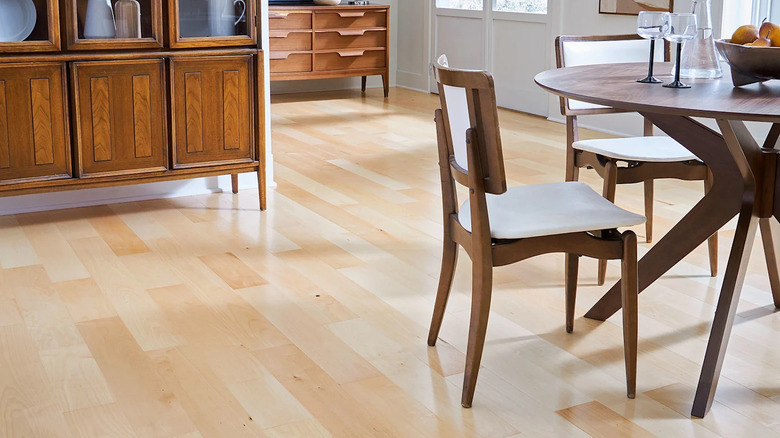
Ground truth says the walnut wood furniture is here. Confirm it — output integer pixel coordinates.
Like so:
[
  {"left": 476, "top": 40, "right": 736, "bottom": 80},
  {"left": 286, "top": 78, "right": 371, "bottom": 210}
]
[
  {"left": 268, "top": 4, "right": 389, "bottom": 98},
  {"left": 429, "top": 55, "right": 643, "bottom": 408},
  {"left": 536, "top": 63, "right": 780, "bottom": 418},
  {"left": 556, "top": 34, "right": 717, "bottom": 285},
  {"left": 0, "top": 0, "right": 266, "bottom": 209}
]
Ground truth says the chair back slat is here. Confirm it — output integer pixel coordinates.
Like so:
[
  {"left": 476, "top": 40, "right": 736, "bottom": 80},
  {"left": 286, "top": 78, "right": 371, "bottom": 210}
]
[{"left": 433, "top": 55, "right": 507, "bottom": 195}]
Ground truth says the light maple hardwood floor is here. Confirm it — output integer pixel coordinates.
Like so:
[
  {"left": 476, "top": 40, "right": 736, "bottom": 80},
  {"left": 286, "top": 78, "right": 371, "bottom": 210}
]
[{"left": 2, "top": 87, "right": 780, "bottom": 437}]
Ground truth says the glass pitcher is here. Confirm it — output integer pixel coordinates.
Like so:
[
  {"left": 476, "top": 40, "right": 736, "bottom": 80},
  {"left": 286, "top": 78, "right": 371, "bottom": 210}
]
[{"left": 679, "top": 0, "right": 722, "bottom": 78}]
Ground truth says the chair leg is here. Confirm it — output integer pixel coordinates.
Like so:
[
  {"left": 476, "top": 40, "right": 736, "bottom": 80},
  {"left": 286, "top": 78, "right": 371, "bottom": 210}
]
[
  {"left": 428, "top": 237, "right": 459, "bottom": 346},
  {"left": 704, "top": 172, "right": 718, "bottom": 277},
  {"left": 461, "top": 260, "right": 493, "bottom": 408},
  {"left": 620, "top": 231, "right": 638, "bottom": 399},
  {"left": 565, "top": 253, "right": 579, "bottom": 333},
  {"left": 565, "top": 116, "right": 579, "bottom": 182},
  {"left": 644, "top": 180, "right": 654, "bottom": 243},
  {"left": 598, "top": 161, "right": 618, "bottom": 285}
]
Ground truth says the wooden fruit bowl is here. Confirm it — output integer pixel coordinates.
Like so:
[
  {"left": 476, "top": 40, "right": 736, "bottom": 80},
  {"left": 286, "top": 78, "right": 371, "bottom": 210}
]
[{"left": 716, "top": 39, "right": 780, "bottom": 86}]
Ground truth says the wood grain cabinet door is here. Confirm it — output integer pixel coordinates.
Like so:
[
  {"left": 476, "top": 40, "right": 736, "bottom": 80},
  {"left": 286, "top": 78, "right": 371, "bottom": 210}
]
[
  {"left": 0, "top": 63, "right": 71, "bottom": 184},
  {"left": 72, "top": 59, "right": 167, "bottom": 177},
  {"left": 170, "top": 55, "right": 253, "bottom": 168}
]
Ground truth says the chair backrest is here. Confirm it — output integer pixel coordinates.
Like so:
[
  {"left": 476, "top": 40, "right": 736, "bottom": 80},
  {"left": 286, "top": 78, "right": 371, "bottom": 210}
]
[
  {"left": 555, "top": 34, "right": 665, "bottom": 115},
  {"left": 433, "top": 55, "right": 506, "bottom": 195}
]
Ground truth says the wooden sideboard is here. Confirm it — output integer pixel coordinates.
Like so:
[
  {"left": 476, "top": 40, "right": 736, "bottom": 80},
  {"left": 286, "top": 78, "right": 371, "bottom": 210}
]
[
  {"left": 0, "top": 0, "right": 266, "bottom": 209},
  {"left": 268, "top": 4, "right": 389, "bottom": 97}
]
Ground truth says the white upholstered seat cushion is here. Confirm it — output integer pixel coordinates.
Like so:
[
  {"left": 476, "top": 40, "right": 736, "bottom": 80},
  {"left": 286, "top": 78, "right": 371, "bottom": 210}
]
[
  {"left": 573, "top": 136, "right": 699, "bottom": 162},
  {"left": 458, "top": 181, "right": 645, "bottom": 239}
]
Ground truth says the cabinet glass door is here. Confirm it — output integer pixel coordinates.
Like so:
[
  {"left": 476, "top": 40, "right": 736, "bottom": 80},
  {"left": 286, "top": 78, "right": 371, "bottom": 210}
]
[
  {"left": 66, "top": 0, "right": 162, "bottom": 49},
  {"left": 0, "top": 0, "right": 60, "bottom": 52},
  {"left": 170, "top": 0, "right": 256, "bottom": 47}
]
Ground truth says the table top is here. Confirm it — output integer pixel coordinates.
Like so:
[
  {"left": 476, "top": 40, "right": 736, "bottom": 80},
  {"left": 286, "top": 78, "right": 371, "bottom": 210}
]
[{"left": 535, "top": 62, "right": 780, "bottom": 123}]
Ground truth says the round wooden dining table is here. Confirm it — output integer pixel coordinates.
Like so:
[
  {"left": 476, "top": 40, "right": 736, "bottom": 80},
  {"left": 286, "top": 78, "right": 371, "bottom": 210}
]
[{"left": 536, "top": 62, "right": 780, "bottom": 418}]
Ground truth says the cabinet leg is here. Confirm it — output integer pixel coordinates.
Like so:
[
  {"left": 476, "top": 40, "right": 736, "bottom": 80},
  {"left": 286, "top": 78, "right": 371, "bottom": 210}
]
[
  {"left": 361, "top": 76, "right": 367, "bottom": 93},
  {"left": 257, "top": 166, "right": 266, "bottom": 211},
  {"left": 231, "top": 174, "right": 239, "bottom": 194},
  {"left": 381, "top": 73, "right": 389, "bottom": 98}
]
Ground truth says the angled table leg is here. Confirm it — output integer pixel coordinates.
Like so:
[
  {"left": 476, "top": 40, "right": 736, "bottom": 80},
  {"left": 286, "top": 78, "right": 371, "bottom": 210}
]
[
  {"left": 691, "top": 203, "right": 759, "bottom": 416},
  {"left": 760, "top": 123, "right": 780, "bottom": 307},
  {"left": 759, "top": 218, "right": 780, "bottom": 307},
  {"left": 691, "top": 119, "right": 765, "bottom": 417}
]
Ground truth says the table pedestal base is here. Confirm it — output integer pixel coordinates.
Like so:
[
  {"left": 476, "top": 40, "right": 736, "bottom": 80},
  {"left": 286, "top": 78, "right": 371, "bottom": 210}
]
[{"left": 584, "top": 115, "right": 780, "bottom": 417}]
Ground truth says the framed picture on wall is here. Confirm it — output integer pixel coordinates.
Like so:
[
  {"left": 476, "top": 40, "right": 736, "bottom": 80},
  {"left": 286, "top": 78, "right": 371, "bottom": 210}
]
[{"left": 599, "top": 0, "right": 673, "bottom": 15}]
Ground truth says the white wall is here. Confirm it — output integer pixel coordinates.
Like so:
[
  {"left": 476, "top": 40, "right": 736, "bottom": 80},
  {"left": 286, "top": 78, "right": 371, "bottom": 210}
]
[{"left": 396, "top": 0, "right": 431, "bottom": 92}]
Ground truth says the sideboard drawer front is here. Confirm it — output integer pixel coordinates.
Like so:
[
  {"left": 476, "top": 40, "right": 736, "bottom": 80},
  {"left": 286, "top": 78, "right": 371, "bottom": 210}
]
[
  {"left": 0, "top": 63, "right": 71, "bottom": 183},
  {"left": 314, "top": 10, "right": 387, "bottom": 29},
  {"left": 72, "top": 59, "right": 168, "bottom": 177},
  {"left": 269, "top": 30, "right": 312, "bottom": 51},
  {"left": 268, "top": 11, "right": 312, "bottom": 29},
  {"left": 314, "top": 29, "right": 386, "bottom": 50},
  {"left": 314, "top": 49, "right": 385, "bottom": 71},
  {"left": 270, "top": 52, "right": 312, "bottom": 73},
  {"left": 171, "top": 55, "right": 254, "bottom": 167}
]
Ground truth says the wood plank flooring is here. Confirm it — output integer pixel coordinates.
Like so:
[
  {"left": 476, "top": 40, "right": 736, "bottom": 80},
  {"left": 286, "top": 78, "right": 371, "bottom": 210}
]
[{"left": 2, "top": 87, "right": 780, "bottom": 437}]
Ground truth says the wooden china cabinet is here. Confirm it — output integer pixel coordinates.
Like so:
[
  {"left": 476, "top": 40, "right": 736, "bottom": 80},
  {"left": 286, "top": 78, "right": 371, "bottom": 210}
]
[{"left": 0, "top": 0, "right": 266, "bottom": 209}]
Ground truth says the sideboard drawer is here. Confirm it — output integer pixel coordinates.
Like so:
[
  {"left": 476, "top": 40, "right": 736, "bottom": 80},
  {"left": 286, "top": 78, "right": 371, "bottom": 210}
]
[
  {"left": 268, "top": 11, "right": 312, "bottom": 29},
  {"left": 314, "top": 10, "right": 387, "bottom": 29},
  {"left": 314, "top": 29, "right": 386, "bottom": 50},
  {"left": 314, "top": 49, "right": 385, "bottom": 71},
  {"left": 270, "top": 52, "right": 312, "bottom": 73},
  {"left": 269, "top": 30, "right": 312, "bottom": 51}
]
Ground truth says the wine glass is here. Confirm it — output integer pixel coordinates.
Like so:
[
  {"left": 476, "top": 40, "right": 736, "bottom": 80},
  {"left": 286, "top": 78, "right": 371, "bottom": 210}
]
[
  {"left": 663, "top": 13, "right": 698, "bottom": 89},
  {"left": 636, "top": 11, "right": 669, "bottom": 83}
]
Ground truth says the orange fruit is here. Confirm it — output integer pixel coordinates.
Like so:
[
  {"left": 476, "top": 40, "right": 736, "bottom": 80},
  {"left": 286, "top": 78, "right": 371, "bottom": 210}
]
[
  {"left": 746, "top": 36, "right": 772, "bottom": 46},
  {"left": 732, "top": 24, "right": 759, "bottom": 44}
]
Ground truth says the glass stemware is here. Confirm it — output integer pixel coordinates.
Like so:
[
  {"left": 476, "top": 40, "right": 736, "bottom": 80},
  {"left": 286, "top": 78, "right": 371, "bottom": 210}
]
[
  {"left": 636, "top": 11, "right": 669, "bottom": 83},
  {"left": 663, "top": 13, "right": 698, "bottom": 89}
]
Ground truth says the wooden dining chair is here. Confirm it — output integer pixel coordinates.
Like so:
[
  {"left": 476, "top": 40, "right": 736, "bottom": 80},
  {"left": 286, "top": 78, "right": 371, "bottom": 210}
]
[
  {"left": 555, "top": 34, "right": 718, "bottom": 285},
  {"left": 427, "top": 55, "right": 645, "bottom": 408}
]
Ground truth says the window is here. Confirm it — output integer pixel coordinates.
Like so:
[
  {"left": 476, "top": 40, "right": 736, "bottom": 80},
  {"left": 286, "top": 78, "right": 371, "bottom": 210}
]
[
  {"left": 493, "top": 0, "right": 547, "bottom": 14},
  {"left": 436, "top": 0, "right": 483, "bottom": 10},
  {"left": 722, "top": 0, "right": 780, "bottom": 38}
]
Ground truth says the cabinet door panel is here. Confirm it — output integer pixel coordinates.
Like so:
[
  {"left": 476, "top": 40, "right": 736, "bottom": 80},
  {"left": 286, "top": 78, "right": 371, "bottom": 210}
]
[
  {"left": 170, "top": 0, "right": 257, "bottom": 48},
  {"left": 73, "top": 59, "right": 168, "bottom": 177},
  {"left": 171, "top": 55, "right": 253, "bottom": 167},
  {"left": 0, "top": 0, "right": 61, "bottom": 53},
  {"left": 30, "top": 78, "right": 56, "bottom": 166},
  {"left": 0, "top": 63, "right": 70, "bottom": 183},
  {"left": 0, "top": 82, "right": 9, "bottom": 169},
  {"left": 132, "top": 75, "right": 154, "bottom": 158}
]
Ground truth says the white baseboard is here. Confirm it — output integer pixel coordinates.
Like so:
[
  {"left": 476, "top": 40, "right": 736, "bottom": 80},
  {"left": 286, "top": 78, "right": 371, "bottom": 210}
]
[
  {"left": 546, "top": 114, "right": 646, "bottom": 138},
  {"left": 396, "top": 69, "right": 429, "bottom": 93},
  {"left": 395, "top": 83, "right": 430, "bottom": 94},
  {"left": 0, "top": 173, "right": 263, "bottom": 215}
]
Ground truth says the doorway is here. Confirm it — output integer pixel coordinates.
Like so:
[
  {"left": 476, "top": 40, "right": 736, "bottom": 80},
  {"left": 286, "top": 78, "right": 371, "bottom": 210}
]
[{"left": 431, "top": 0, "right": 551, "bottom": 116}]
